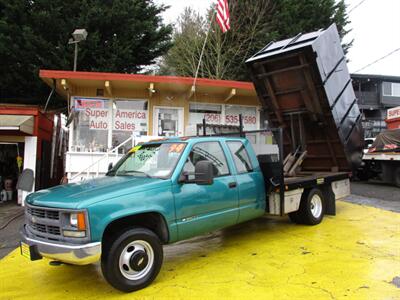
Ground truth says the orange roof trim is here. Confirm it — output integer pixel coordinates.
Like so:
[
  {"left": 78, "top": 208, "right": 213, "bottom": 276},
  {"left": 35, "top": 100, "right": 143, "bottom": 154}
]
[{"left": 39, "top": 70, "right": 255, "bottom": 90}]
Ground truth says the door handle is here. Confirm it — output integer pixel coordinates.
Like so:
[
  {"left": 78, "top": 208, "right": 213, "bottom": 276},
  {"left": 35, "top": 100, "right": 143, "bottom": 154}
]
[{"left": 228, "top": 182, "right": 237, "bottom": 188}]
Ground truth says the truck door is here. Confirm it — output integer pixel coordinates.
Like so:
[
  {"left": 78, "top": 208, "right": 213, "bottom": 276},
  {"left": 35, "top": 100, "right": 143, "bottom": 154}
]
[
  {"left": 226, "top": 141, "right": 266, "bottom": 223},
  {"left": 173, "top": 141, "right": 239, "bottom": 240}
]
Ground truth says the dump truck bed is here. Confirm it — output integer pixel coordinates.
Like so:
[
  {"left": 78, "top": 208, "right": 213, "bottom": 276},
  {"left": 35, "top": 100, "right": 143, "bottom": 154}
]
[{"left": 246, "top": 24, "right": 364, "bottom": 173}]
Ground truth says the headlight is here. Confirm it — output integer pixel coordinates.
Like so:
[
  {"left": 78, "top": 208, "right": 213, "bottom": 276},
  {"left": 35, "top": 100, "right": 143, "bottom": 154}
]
[
  {"left": 63, "top": 211, "right": 87, "bottom": 238},
  {"left": 70, "top": 213, "right": 78, "bottom": 227},
  {"left": 69, "top": 212, "right": 86, "bottom": 230}
]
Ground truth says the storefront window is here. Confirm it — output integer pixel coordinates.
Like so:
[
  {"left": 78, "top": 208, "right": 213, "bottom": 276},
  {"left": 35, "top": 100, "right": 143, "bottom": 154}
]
[
  {"left": 225, "top": 105, "right": 258, "bottom": 130},
  {"left": 72, "top": 98, "right": 110, "bottom": 152},
  {"left": 112, "top": 100, "right": 148, "bottom": 153},
  {"left": 154, "top": 108, "right": 183, "bottom": 137},
  {"left": 188, "top": 103, "right": 259, "bottom": 133},
  {"left": 71, "top": 98, "right": 148, "bottom": 153},
  {"left": 189, "top": 103, "right": 223, "bottom": 125}
]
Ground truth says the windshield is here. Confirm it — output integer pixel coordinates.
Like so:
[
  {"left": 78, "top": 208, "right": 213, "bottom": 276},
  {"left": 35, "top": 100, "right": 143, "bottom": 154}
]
[{"left": 108, "top": 142, "right": 186, "bottom": 179}]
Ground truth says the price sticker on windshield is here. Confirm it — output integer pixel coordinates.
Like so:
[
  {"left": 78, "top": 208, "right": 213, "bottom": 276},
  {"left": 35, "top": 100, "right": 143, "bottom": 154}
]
[
  {"left": 168, "top": 143, "right": 185, "bottom": 153},
  {"left": 129, "top": 145, "right": 141, "bottom": 153}
]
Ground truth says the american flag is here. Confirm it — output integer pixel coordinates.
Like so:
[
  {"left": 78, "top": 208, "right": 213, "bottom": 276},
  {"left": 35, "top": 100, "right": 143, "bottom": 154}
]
[{"left": 216, "top": 0, "right": 230, "bottom": 33}]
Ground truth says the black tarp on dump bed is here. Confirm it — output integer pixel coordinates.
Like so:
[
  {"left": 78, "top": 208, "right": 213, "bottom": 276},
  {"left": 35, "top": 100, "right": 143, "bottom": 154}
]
[
  {"left": 368, "top": 129, "right": 400, "bottom": 153},
  {"left": 246, "top": 24, "right": 364, "bottom": 172}
]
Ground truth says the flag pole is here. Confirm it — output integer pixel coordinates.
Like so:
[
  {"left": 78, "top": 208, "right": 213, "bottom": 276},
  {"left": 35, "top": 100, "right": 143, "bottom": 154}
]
[{"left": 193, "top": 9, "right": 217, "bottom": 89}]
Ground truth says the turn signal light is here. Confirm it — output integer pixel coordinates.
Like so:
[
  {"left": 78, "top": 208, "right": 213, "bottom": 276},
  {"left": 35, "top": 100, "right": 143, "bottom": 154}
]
[
  {"left": 77, "top": 213, "right": 86, "bottom": 231},
  {"left": 70, "top": 212, "right": 86, "bottom": 230}
]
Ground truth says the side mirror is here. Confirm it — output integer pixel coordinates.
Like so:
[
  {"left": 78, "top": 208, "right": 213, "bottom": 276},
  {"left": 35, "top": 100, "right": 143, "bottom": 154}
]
[
  {"left": 194, "top": 161, "right": 214, "bottom": 185},
  {"left": 178, "top": 171, "right": 189, "bottom": 183},
  {"left": 17, "top": 169, "right": 35, "bottom": 192},
  {"left": 108, "top": 162, "right": 113, "bottom": 171}
]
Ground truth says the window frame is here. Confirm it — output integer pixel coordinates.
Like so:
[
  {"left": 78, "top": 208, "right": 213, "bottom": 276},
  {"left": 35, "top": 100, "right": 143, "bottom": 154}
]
[
  {"left": 226, "top": 141, "right": 254, "bottom": 174},
  {"left": 70, "top": 97, "right": 111, "bottom": 153},
  {"left": 188, "top": 102, "right": 261, "bottom": 131},
  {"left": 383, "top": 82, "right": 400, "bottom": 97},
  {"left": 70, "top": 96, "right": 149, "bottom": 152},
  {"left": 181, "top": 141, "right": 231, "bottom": 178},
  {"left": 109, "top": 142, "right": 187, "bottom": 179}
]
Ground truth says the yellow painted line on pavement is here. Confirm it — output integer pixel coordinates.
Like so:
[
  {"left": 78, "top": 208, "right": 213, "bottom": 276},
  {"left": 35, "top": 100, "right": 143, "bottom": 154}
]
[{"left": 1, "top": 201, "right": 399, "bottom": 299}]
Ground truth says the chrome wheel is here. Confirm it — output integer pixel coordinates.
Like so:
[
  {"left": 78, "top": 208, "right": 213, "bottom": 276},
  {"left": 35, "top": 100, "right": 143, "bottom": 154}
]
[
  {"left": 119, "top": 240, "right": 154, "bottom": 280},
  {"left": 310, "top": 194, "right": 322, "bottom": 218}
]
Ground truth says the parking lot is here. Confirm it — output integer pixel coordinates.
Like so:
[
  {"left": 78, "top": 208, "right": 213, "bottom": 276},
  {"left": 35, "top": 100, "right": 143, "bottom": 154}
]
[{"left": 1, "top": 185, "right": 399, "bottom": 299}]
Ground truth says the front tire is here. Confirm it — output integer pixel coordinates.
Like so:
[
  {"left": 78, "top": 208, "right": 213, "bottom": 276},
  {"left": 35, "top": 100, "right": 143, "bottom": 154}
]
[
  {"left": 289, "top": 188, "right": 325, "bottom": 225},
  {"left": 101, "top": 227, "right": 163, "bottom": 292}
]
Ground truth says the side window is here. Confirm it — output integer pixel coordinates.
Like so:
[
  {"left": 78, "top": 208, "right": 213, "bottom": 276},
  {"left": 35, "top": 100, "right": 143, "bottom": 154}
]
[
  {"left": 183, "top": 142, "right": 230, "bottom": 177},
  {"left": 227, "top": 141, "right": 253, "bottom": 173}
]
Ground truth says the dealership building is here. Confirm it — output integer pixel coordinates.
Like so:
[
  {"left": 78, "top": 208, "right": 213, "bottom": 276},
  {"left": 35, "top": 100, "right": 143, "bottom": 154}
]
[{"left": 40, "top": 70, "right": 262, "bottom": 181}]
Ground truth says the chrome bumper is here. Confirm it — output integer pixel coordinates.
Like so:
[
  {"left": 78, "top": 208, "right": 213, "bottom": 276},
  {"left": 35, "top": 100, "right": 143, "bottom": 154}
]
[{"left": 21, "top": 225, "right": 101, "bottom": 265}]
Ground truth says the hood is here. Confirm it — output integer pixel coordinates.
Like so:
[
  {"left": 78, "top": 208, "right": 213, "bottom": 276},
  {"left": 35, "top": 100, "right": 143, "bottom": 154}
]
[{"left": 26, "top": 176, "right": 169, "bottom": 209}]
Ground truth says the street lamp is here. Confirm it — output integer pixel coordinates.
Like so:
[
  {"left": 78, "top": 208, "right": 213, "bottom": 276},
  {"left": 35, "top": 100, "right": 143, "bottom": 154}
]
[{"left": 68, "top": 29, "right": 88, "bottom": 71}]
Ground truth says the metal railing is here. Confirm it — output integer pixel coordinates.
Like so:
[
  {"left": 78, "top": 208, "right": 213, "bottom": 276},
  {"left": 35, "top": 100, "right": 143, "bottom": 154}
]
[{"left": 71, "top": 136, "right": 134, "bottom": 181}]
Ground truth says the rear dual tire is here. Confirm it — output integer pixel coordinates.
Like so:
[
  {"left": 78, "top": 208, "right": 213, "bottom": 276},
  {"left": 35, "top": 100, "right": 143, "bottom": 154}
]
[{"left": 289, "top": 188, "right": 325, "bottom": 225}]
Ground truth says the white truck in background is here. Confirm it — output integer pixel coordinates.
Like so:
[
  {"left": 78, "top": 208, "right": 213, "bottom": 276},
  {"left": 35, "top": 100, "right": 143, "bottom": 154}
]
[{"left": 358, "top": 106, "right": 400, "bottom": 187}]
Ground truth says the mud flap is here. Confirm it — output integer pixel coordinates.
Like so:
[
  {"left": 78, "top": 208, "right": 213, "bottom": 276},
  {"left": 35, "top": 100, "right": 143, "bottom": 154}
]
[{"left": 321, "top": 186, "right": 336, "bottom": 216}]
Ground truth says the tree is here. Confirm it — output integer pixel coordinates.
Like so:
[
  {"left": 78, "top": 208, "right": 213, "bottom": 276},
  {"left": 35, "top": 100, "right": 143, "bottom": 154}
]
[
  {"left": 272, "top": 0, "right": 352, "bottom": 52},
  {"left": 0, "top": 0, "right": 173, "bottom": 105},
  {"left": 159, "top": 7, "right": 207, "bottom": 77},
  {"left": 161, "top": 0, "right": 351, "bottom": 81},
  {"left": 161, "top": 0, "right": 275, "bottom": 80},
  {"left": 201, "top": 0, "right": 275, "bottom": 81}
]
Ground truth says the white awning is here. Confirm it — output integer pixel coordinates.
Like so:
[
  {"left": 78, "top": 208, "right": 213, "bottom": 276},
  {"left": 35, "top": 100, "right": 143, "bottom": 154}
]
[{"left": 0, "top": 115, "right": 34, "bottom": 134}]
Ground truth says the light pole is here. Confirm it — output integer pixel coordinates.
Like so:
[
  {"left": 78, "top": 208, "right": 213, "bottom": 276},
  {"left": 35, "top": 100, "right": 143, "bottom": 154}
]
[{"left": 68, "top": 29, "right": 88, "bottom": 71}]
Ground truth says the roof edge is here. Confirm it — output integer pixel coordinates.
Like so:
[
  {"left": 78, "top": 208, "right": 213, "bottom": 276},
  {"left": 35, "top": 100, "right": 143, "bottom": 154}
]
[{"left": 39, "top": 70, "right": 255, "bottom": 90}]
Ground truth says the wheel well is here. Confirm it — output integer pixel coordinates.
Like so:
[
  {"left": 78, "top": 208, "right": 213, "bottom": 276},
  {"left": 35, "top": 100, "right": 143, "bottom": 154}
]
[{"left": 102, "top": 212, "right": 169, "bottom": 248}]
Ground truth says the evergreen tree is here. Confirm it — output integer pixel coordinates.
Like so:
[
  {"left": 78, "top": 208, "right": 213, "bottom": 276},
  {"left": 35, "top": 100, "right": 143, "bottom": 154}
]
[
  {"left": 272, "top": 0, "right": 352, "bottom": 51},
  {"left": 0, "top": 0, "right": 172, "bottom": 104}
]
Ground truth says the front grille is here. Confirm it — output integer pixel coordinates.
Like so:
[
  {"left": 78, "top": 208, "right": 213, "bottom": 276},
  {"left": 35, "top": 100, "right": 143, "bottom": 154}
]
[
  {"left": 27, "top": 207, "right": 59, "bottom": 220},
  {"left": 31, "top": 223, "right": 46, "bottom": 232},
  {"left": 30, "top": 223, "right": 61, "bottom": 236},
  {"left": 26, "top": 205, "right": 61, "bottom": 239}
]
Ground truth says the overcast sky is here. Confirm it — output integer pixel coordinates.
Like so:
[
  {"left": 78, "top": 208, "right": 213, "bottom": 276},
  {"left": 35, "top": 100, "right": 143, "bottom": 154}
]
[{"left": 155, "top": 0, "right": 400, "bottom": 77}]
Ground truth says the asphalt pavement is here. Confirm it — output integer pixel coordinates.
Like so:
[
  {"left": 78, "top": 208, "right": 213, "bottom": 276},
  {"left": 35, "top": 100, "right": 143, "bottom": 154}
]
[
  {"left": 0, "top": 202, "right": 24, "bottom": 259},
  {"left": 348, "top": 181, "right": 400, "bottom": 213}
]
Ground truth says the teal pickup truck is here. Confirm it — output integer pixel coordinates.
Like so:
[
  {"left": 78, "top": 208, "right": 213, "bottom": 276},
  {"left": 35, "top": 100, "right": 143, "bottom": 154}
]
[{"left": 21, "top": 135, "right": 350, "bottom": 292}]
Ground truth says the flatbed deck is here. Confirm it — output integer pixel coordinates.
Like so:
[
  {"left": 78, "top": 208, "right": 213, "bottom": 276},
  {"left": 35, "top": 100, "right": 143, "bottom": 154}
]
[{"left": 284, "top": 172, "right": 349, "bottom": 190}]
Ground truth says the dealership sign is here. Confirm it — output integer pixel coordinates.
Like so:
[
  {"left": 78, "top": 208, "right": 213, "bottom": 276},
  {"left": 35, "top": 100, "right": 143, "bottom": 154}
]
[
  {"left": 74, "top": 98, "right": 147, "bottom": 132},
  {"left": 86, "top": 108, "right": 109, "bottom": 130},
  {"left": 387, "top": 106, "right": 400, "bottom": 120},
  {"left": 83, "top": 108, "right": 147, "bottom": 131},
  {"left": 114, "top": 109, "right": 147, "bottom": 131},
  {"left": 75, "top": 98, "right": 106, "bottom": 110}
]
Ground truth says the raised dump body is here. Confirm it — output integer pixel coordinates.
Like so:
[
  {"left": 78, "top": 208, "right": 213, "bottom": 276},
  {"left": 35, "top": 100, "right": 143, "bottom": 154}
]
[{"left": 246, "top": 24, "right": 364, "bottom": 173}]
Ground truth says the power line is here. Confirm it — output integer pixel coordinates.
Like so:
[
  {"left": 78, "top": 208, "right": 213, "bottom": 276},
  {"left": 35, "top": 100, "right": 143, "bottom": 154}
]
[
  {"left": 348, "top": 0, "right": 368, "bottom": 13},
  {"left": 353, "top": 47, "right": 400, "bottom": 73}
]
